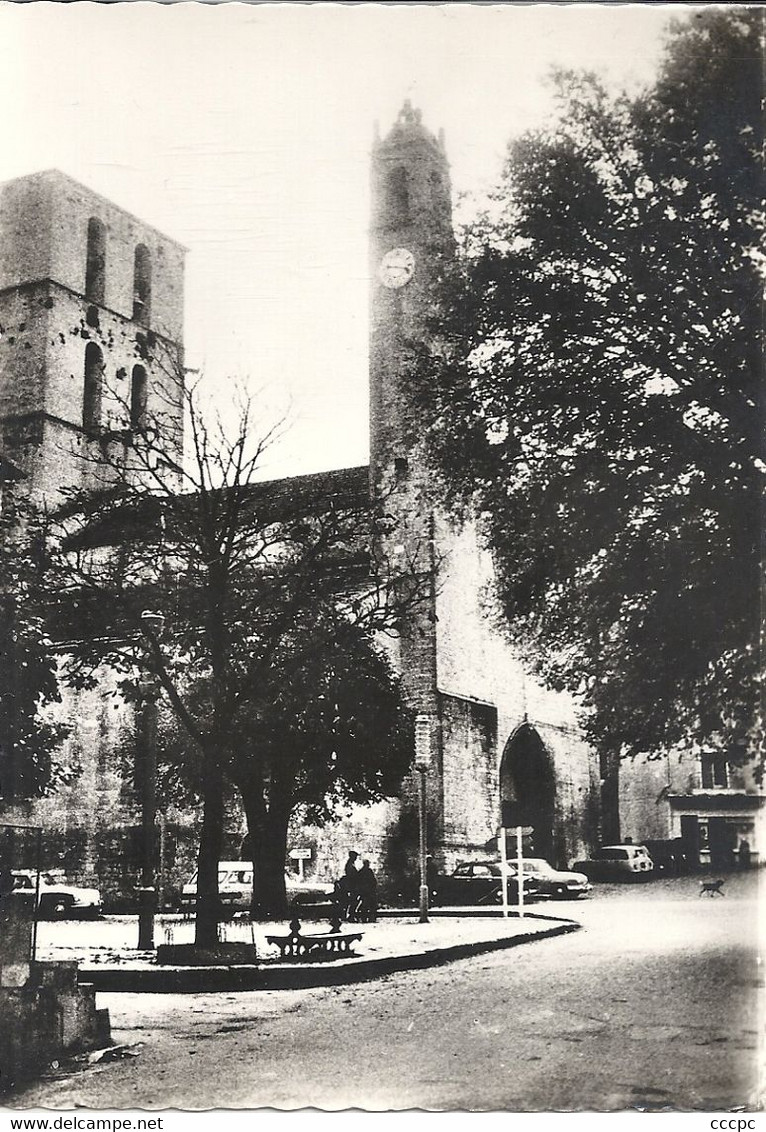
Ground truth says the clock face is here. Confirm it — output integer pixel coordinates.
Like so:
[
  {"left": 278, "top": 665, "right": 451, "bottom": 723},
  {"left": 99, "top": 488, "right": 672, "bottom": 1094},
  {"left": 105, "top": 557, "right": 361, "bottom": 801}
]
[{"left": 379, "top": 247, "right": 415, "bottom": 289}]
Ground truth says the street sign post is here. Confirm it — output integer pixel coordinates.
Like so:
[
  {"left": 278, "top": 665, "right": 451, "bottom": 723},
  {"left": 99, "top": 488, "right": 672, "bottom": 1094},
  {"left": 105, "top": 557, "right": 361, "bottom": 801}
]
[
  {"left": 289, "top": 847, "right": 312, "bottom": 881},
  {"left": 498, "top": 828, "right": 509, "bottom": 919},
  {"left": 497, "top": 814, "right": 534, "bottom": 919},
  {"left": 516, "top": 826, "right": 525, "bottom": 919}
]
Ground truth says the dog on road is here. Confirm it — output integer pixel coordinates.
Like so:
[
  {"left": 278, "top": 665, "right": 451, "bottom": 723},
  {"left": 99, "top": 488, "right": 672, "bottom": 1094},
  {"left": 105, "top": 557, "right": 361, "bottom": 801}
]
[{"left": 699, "top": 878, "right": 725, "bottom": 897}]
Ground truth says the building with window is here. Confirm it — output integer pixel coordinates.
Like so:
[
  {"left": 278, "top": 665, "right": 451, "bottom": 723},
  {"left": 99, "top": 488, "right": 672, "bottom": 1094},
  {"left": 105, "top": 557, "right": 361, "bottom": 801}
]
[{"left": 619, "top": 747, "right": 763, "bottom": 869}]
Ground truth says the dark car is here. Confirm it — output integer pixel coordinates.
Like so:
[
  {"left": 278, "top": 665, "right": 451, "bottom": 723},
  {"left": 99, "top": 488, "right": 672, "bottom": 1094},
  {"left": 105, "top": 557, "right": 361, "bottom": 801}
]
[{"left": 434, "top": 860, "right": 542, "bottom": 906}]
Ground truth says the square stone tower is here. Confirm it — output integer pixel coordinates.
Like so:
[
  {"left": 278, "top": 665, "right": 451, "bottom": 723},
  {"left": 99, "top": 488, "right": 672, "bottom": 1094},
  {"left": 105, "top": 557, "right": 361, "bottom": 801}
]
[
  {"left": 0, "top": 170, "right": 186, "bottom": 507},
  {"left": 368, "top": 105, "right": 601, "bottom": 872},
  {"left": 368, "top": 102, "right": 455, "bottom": 804}
]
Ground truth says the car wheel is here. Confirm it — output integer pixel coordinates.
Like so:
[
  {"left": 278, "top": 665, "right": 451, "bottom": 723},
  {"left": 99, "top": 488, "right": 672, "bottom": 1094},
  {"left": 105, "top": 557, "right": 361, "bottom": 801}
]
[{"left": 41, "top": 895, "right": 73, "bottom": 920}]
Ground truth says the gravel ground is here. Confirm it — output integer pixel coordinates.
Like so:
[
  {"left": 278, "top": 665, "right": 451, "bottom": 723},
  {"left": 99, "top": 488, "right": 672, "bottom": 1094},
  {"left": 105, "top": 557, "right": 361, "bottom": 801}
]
[
  {"left": 34, "top": 908, "right": 567, "bottom": 968},
  {"left": 7, "top": 871, "right": 761, "bottom": 1111}
]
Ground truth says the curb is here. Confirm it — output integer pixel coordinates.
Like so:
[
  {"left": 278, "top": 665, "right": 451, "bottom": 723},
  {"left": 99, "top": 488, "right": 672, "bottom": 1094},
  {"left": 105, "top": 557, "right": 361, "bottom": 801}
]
[{"left": 77, "top": 920, "right": 579, "bottom": 993}]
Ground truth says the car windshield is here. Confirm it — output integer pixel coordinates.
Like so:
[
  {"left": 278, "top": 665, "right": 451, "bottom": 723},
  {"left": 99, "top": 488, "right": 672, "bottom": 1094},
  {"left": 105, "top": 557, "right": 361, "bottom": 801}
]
[{"left": 522, "top": 859, "right": 555, "bottom": 873}]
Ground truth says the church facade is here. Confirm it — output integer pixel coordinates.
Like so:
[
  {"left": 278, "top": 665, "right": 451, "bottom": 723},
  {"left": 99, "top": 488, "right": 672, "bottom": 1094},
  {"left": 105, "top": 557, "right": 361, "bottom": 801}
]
[{"left": 0, "top": 107, "right": 604, "bottom": 905}]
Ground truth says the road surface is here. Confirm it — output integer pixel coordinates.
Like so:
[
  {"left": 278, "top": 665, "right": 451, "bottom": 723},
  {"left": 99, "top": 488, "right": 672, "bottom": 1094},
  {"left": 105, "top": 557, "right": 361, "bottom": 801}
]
[{"left": 8, "top": 872, "right": 762, "bottom": 1111}]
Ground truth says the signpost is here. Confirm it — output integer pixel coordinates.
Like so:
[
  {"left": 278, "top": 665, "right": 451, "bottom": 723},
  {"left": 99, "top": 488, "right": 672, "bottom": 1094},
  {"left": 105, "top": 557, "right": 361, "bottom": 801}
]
[
  {"left": 498, "top": 827, "right": 509, "bottom": 918},
  {"left": 497, "top": 826, "right": 534, "bottom": 918},
  {"left": 289, "top": 847, "right": 312, "bottom": 881},
  {"left": 516, "top": 826, "right": 526, "bottom": 919},
  {"left": 498, "top": 802, "right": 534, "bottom": 919}
]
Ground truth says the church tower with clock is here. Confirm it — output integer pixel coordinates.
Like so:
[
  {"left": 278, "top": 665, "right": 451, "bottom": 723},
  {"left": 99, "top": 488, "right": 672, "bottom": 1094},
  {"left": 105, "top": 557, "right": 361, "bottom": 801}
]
[
  {"left": 367, "top": 102, "right": 601, "bottom": 875},
  {"left": 369, "top": 100, "right": 452, "bottom": 490},
  {"left": 368, "top": 101, "right": 455, "bottom": 816}
]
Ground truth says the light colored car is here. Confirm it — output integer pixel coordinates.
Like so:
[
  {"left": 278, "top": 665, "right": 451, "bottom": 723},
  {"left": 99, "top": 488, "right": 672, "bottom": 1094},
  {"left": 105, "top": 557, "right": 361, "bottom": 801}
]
[
  {"left": 181, "top": 861, "right": 334, "bottom": 913},
  {"left": 571, "top": 844, "right": 654, "bottom": 882},
  {"left": 10, "top": 869, "right": 102, "bottom": 919},
  {"left": 507, "top": 858, "right": 591, "bottom": 899}
]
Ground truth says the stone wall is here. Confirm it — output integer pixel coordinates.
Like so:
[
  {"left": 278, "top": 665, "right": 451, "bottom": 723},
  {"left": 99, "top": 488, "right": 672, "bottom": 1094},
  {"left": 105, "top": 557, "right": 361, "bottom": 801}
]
[
  {"left": 434, "top": 514, "right": 600, "bottom": 868},
  {"left": 0, "top": 962, "right": 110, "bottom": 1090},
  {"left": 0, "top": 667, "right": 205, "bottom": 910}
]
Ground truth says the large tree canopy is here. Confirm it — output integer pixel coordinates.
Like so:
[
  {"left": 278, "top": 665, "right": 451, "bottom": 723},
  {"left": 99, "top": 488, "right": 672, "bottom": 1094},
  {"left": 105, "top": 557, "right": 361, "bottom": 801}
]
[
  {"left": 53, "top": 373, "right": 424, "bottom": 933},
  {"left": 152, "top": 601, "right": 413, "bottom": 917},
  {"left": 418, "top": 10, "right": 763, "bottom": 765},
  {"left": 228, "top": 613, "right": 413, "bottom": 915}
]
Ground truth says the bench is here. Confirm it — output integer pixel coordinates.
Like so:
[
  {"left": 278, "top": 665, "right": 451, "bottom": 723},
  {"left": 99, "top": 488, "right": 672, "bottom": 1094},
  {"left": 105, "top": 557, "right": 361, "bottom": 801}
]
[{"left": 265, "top": 924, "right": 363, "bottom": 962}]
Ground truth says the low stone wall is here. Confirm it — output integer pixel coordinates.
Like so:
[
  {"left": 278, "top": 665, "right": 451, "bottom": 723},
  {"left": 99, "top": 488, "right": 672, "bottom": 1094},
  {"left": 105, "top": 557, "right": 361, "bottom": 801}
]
[
  {"left": 0, "top": 960, "right": 111, "bottom": 1090},
  {"left": 156, "top": 942, "right": 257, "bottom": 966}
]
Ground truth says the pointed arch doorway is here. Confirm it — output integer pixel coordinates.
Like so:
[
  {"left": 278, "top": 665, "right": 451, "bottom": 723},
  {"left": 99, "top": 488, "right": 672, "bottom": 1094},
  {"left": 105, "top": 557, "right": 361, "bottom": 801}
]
[{"left": 499, "top": 724, "right": 555, "bottom": 862}]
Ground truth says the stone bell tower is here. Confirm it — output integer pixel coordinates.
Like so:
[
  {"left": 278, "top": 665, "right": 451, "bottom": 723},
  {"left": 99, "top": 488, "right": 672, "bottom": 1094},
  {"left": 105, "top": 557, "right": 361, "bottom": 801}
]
[
  {"left": 0, "top": 169, "right": 186, "bottom": 508},
  {"left": 369, "top": 102, "right": 455, "bottom": 844},
  {"left": 369, "top": 100, "right": 453, "bottom": 490}
]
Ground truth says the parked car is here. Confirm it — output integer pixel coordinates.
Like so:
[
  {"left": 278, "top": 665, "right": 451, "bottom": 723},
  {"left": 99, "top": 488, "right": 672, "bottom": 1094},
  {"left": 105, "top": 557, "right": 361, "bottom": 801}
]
[
  {"left": 571, "top": 844, "right": 654, "bottom": 882},
  {"left": 9, "top": 869, "right": 102, "bottom": 919},
  {"left": 433, "top": 860, "right": 543, "bottom": 906},
  {"left": 507, "top": 858, "right": 591, "bottom": 899},
  {"left": 180, "top": 861, "right": 335, "bottom": 914},
  {"left": 642, "top": 839, "right": 688, "bottom": 875}
]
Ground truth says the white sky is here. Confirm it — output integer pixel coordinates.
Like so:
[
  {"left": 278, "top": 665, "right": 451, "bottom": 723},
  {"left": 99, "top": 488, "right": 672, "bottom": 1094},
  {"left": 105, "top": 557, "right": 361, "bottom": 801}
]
[{"left": 0, "top": 3, "right": 700, "bottom": 479}]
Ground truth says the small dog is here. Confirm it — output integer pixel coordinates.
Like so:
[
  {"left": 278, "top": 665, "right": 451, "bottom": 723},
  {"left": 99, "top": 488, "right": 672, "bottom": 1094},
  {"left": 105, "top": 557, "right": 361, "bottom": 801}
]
[{"left": 699, "top": 878, "right": 725, "bottom": 897}]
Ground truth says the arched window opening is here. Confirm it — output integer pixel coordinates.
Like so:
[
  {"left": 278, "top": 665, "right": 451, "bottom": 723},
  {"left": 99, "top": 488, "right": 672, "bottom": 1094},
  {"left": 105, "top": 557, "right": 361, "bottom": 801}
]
[
  {"left": 130, "top": 365, "right": 148, "bottom": 430},
  {"left": 85, "top": 218, "right": 106, "bottom": 305},
  {"left": 83, "top": 342, "right": 103, "bottom": 432},
  {"left": 386, "top": 166, "right": 410, "bottom": 223},
  {"left": 132, "top": 244, "right": 152, "bottom": 325}
]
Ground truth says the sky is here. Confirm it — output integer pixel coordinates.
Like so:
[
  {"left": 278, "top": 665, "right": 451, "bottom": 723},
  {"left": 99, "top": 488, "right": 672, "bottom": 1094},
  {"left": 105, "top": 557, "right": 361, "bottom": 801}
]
[{"left": 0, "top": 2, "right": 699, "bottom": 479}]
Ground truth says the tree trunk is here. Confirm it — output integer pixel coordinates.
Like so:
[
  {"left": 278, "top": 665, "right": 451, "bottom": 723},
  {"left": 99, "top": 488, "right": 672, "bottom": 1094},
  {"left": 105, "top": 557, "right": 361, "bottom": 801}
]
[
  {"left": 194, "top": 749, "right": 225, "bottom": 947},
  {"left": 260, "top": 806, "right": 292, "bottom": 919},
  {"left": 240, "top": 781, "right": 291, "bottom": 920}
]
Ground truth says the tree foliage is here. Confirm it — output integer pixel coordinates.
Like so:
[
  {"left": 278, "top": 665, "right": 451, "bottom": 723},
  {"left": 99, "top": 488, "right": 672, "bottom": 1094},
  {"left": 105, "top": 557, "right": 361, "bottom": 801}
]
[
  {"left": 0, "top": 501, "right": 72, "bottom": 799},
  {"left": 149, "top": 602, "right": 414, "bottom": 917},
  {"left": 227, "top": 613, "right": 413, "bottom": 915},
  {"left": 418, "top": 10, "right": 763, "bottom": 765},
  {"left": 51, "top": 357, "right": 425, "bottom": 931}
]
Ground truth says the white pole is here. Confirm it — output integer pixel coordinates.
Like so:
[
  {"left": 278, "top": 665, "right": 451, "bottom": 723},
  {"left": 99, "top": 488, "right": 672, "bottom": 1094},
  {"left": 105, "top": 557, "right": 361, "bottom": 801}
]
[
  {"left": 516, "top": 826, "right": 525, "bottom": 919},
  {"left": 498, "top": 827, "right": 509, "bottom": 918}
]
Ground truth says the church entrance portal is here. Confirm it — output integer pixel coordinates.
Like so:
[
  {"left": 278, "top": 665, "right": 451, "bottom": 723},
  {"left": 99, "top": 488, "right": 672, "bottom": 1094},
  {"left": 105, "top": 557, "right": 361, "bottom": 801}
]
[{"left": 499, "top": 725, "right": 555, "bottom": 863}]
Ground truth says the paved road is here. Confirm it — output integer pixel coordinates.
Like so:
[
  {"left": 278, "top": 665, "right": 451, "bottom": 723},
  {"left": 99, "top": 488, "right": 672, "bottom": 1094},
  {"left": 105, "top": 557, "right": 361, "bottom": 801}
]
[{"left": 9, "top": 873, "right": 762, "bottom": 1111}]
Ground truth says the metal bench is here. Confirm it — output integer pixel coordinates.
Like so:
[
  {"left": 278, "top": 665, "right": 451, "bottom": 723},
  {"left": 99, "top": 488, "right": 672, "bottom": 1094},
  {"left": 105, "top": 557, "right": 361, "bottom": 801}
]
[{"left": 266, "top": 918, "right": 363, "bottom": 962}]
